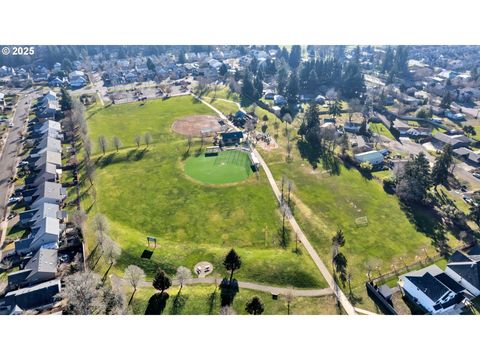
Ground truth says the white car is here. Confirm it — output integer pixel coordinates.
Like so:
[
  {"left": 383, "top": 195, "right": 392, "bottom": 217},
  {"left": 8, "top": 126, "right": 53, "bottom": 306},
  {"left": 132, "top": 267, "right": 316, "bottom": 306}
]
[{"left": 8, "top": 197, "right": 21, "bottom": 205}]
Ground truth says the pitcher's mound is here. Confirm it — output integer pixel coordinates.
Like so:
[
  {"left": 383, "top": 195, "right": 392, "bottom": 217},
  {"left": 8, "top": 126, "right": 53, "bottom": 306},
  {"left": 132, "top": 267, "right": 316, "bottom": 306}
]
[{"left": 172, "top": 115, "right": 222, "bottom": 137}]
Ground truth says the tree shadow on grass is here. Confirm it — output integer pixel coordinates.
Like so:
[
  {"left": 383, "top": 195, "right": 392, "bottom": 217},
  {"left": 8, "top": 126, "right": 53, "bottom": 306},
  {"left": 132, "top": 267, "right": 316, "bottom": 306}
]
[
  {"left": 297, "top": 139, "right": 321, "bottom": 169},
  {"left": 207, "top": 287, "right": 218, "bottom": 315},
  {"left": 145, "top": 292, "right": 170, "bottom": 315},
  {"left": 219, "top": 278, "right": 239, "bottom": 307},
  {"left": 169, "top": 293, "right": 188, "bottom": 315},
  {"left": 321, "top": 151, "right": 341, "bottom": 176},
  {"left": 400, "top": 202, "right": 450, "bottom": 255}
]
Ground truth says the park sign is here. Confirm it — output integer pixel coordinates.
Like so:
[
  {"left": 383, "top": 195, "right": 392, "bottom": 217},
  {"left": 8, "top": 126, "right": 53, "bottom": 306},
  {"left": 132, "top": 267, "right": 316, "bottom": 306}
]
[{"left": 147, "top": 236, "right": 157, "bottom": 248}]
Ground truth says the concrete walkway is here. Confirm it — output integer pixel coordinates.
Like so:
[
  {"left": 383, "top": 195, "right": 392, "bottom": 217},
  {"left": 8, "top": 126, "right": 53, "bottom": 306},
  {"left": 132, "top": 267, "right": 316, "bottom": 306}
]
[
  {"left": 112, "top": 274, "right": 333, "bottom": 297},
  {"left": 192, "top": 95, "right": 357, "bottom": 314}
]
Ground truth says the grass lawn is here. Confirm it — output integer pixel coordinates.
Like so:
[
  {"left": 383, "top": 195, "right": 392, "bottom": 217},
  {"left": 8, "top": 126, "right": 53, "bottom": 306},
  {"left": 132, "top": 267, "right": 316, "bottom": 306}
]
[
  {"left": 185, "top": 150, "right": 253, "bottom": 185},
  {"left": 129, "top": 284, "right": 343, "bottom": 315},
  {"left": 84, "top": 95, "right": 326, "bottom": 290},
  {"left": 369, "top": 122, "right": 395, "bottom": 140},
  {"left": 258, "top": 118, "right": 462, "bottom": 311}
]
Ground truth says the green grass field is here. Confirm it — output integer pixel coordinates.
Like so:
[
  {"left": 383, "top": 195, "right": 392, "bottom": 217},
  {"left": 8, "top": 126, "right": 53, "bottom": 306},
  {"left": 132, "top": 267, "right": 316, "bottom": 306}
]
[
  {"left": 369, "top": 123, "right": 395, "bottom": 140},
  {"left": 84, "top": 96, "right": 326, "bottom": 290},
  {"left": 185, "top": 150, "right": 253, "bottom": 184},
  {"left": 129, "top": 284, "right": 342, "bottom": 315},
  {"left": 257, "top": 115, "right": 461, "bottom": 311}
]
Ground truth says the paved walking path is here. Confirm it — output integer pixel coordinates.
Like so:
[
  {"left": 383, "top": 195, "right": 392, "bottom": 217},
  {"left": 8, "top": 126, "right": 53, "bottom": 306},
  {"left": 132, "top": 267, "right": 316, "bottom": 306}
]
[
  {"left": 113, "top": 274, "right": 333, "bottom": 297},
  {"left": 193, "top": 95, "right": 357, "bottom": 315}
]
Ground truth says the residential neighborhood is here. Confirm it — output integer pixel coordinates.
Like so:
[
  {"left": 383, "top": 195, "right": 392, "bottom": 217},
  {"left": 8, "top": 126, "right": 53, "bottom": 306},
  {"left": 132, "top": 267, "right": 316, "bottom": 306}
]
[{"left": 1, "top": 44, "right": 480, "bottom": 318}]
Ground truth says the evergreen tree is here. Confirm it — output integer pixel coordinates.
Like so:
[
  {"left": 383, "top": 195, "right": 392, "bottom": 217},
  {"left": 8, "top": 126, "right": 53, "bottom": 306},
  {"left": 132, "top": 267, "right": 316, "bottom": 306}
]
[
  {"left": 254, "top": 69, "right": 264, "bottom": 99},
  {"left": 341, "top": 61, "right": 366, "bottom": 99},
  {"left": 286, "top": 71, "right": 299, "bottom": 102},
  {"left": 152, "top": 269, "right": 171, "bottom": 294},
  {"left": 396, "top": 152, "right": 431, "bottom": 203},
  {"left": 245, "top": 296, "right": 264, "bottom": 315},
  {"left": 440, "top": 92, "right": 453, "bottom": 109},
  {"left": 146, "top": 58, "right": 156, "bottom": 72},
  {"left": 223, "top": 249, "right": 242, "bottom": 283},
  {"left": 60, "top": 88, "right": 73, "bottom": 112},
  {"left": 240, "top": 71, "right": 256, "bottom": 106},
  {"left": 277, "top": 66, "right": 288, "bottom": 95},
  {"left": 219, "top": 63, "right": 228, "bottom": 77},
  {"left": 289, "top": 45, "right": 302, "bottom": 69},
  {"left": 381, "top": 46, "right": 394, "bottom": 74},
  {"left": 177, "top": 50, "right": 186, "bottom": 64},
  {"left": 431, "top": 144, "right": 453, "bottom": 188},
  {"left": 307, "top": 68, "right": 319, "bottom": 93},
  {"left": 328, "top": 99, "right": 343, "bottom": 120}
]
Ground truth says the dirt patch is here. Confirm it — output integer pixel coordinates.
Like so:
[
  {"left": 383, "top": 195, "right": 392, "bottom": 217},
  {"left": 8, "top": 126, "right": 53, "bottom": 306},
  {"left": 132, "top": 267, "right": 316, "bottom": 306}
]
[{"left": 172, "top": 115, "right": 222, "bottom": 137}]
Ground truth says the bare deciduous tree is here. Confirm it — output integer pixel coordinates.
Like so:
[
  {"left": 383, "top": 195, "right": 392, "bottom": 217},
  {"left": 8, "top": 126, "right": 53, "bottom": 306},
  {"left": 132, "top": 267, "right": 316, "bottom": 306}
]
[
  {"left": 113, "top": 136, "right": 122, "bottom": 152},
  {"left": 175, "top": 266, "right": 192, "bottom": 293},
  {"left": 98, "top": 135, "right": 108, "bottom": 155},
  {"left": 134, "top": 135, "right": 141, "bottom": 148},
  {"left": 83, "top": 138, "right": 92, "bottom": 159},
  {"left": 124, "top": 265, "right": 146, "bottom": 305},
  {"left": 144, "top": 133, "right": 153, "bottom": 148},
  {"left": 85, "top": 160, "right": 96, "bottom": 186},
  {"left": 284, "top": 287, "right": 295, "bottom": 315},
  {"left": 58, "top": 271, "right": 106, "bottom": 315},
  {"left": 92, "top": 213, "right": 110, "bottom": 236},
  {"left": 71, "top": 209, "right": 87, "bottom": 232},
  {"left": 219, "top": 305, "right": 236, "bottom": 315}
]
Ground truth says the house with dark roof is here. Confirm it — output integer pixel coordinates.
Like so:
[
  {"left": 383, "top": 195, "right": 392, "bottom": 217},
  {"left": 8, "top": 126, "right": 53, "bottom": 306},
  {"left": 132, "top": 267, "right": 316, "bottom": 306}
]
[
  {"left": 221, "top": 131, "right": 244, "bottom": 146},
  {"left": 3, "top": 279, "right": 61, "bottom": 312},
  {"left": 7, "top": 248, "right": 57, "bottom": 290},
  {"left": 399, "top": 264, "right": 467, "bottom": 314},
  {"left": 445, "top": 250, "right": 480, "bottom": 297},
  {"left": 399, "top": 246, "right": 480, "bottom": 314}
]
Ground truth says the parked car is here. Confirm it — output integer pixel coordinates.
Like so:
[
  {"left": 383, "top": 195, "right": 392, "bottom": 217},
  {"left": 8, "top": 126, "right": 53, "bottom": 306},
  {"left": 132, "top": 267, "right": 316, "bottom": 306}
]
[
  {"left": 7, "top": 196, "right": 21, "bottom": 205},
  {"left": 473, "top": 173, "right": 480, "bottom": 179}
]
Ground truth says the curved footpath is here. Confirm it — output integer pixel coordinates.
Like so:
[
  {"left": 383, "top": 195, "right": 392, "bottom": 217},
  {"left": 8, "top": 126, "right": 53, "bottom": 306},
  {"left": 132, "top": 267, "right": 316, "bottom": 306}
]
[
  {"left": 112, "top": 274, "right": 333, "bottom": 297},
  {"left": 194, "top": 95, "right": 357, "bottom": 315}
]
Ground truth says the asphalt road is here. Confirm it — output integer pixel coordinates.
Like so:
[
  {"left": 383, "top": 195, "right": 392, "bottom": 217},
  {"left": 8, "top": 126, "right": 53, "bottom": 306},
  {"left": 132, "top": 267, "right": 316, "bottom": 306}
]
[{"left": 0, "top": 91, "right": 34, "bottom": 221}]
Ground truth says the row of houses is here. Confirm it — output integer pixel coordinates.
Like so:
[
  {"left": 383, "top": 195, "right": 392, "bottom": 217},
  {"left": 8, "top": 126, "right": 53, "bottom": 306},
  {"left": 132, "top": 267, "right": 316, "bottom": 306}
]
[
  {"left": 36, "top": 90, "right": 58, "bottom": 120},
  {"left": 399, "top": 246, "right": 480, "bottom": 314},
  {"left": 0, "top": 115, "right": 66, "bottom": 315}
]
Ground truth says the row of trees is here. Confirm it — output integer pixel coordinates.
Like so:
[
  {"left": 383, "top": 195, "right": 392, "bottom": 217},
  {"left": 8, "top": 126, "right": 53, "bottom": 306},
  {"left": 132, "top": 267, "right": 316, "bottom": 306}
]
[{"left": 97, "top": 132, "right": 153, "bottom": 155}]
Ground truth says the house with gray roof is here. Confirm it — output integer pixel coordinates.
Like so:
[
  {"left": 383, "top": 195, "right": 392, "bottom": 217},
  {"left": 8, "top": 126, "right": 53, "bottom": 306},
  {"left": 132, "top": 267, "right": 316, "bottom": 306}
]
[
  {"left": 19, "top": 202, "right": 62, "bottom": 227},
  {"left": 432, "top": 132, "right": 474, "bottom": 149},
  {"left": 7, "top": 248, "right": 57, "bottom": 289},
  {"left": 15, "top": 216, "right": 60, "bottom": 255},
  {"left": 3, "top": 279, "right": 61, "bottom": 312},
  {"left": 33, "top": 135, "right": 62, "bottom": 155},
  {"left": 33, "top": 150, "right": 62, "bottom": 170},
  {"left": 453, "top": 147, "right": 480, "bottom": 166},
  {"left": 29, "top": 181, "right": 66, "bottom": 208}
]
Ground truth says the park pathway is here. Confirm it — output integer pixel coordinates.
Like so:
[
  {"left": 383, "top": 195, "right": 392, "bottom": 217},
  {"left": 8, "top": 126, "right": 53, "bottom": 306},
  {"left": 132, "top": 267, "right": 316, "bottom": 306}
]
[
  {"left": 112, "top": 274, "right": 333, "bottom": 297},
  {"left": 193, "top": 94, "right": 357, "bottom": 315}
]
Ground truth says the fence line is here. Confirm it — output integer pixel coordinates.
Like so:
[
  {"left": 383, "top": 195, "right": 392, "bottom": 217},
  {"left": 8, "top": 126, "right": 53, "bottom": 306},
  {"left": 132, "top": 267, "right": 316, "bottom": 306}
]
[{"left": 370, "top": 243, "right": 474, "bottom": 285}]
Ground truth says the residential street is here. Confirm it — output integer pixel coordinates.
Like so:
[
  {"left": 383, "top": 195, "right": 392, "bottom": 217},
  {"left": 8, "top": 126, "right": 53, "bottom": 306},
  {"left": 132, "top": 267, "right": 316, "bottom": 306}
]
[{"left": 0, "top": 91, "right": 35, "bottom": 248}]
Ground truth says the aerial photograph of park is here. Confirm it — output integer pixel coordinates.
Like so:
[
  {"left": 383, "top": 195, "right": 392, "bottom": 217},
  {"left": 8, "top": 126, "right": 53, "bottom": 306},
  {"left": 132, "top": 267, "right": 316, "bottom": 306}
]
[{"left": 1, "top": 44, "right": 480, "bottom": 316}]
